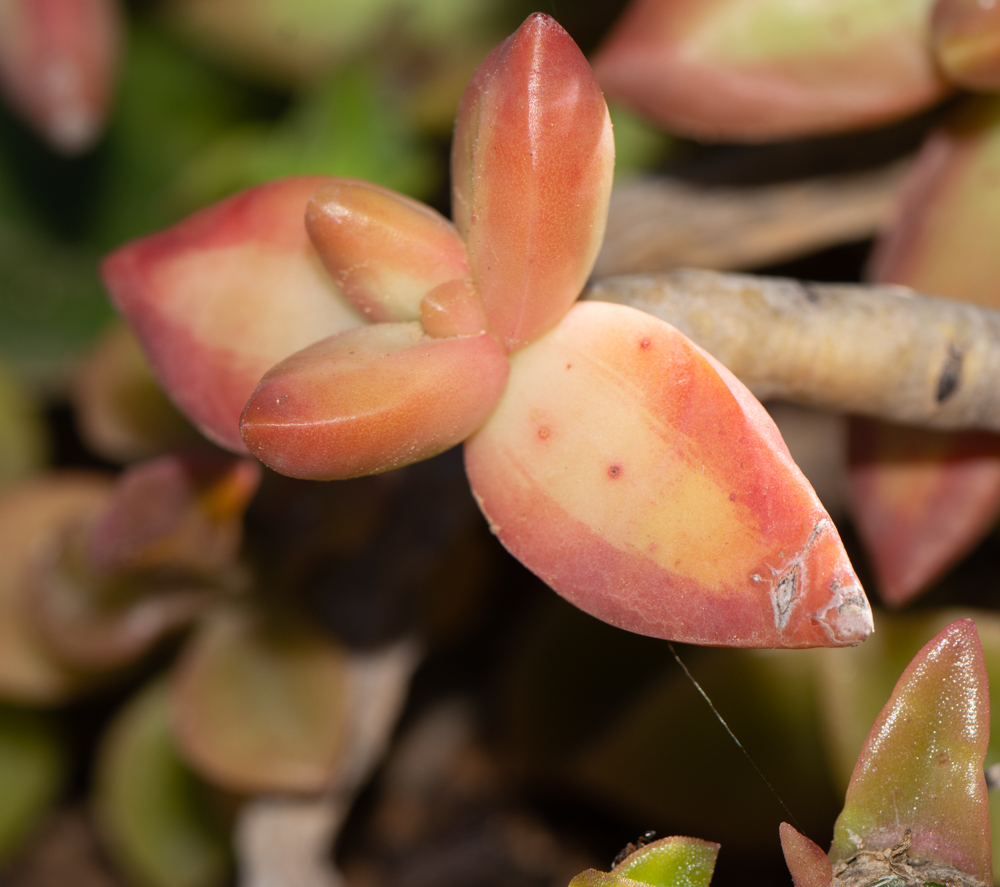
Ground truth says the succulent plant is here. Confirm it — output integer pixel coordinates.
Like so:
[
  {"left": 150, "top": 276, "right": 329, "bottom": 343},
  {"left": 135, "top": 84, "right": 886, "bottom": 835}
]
[{"left": 100, "top": 13, "right": 872, "bottom": 650}]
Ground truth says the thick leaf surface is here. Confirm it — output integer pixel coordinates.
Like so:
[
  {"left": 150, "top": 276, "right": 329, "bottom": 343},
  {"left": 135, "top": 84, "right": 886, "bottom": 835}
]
[
  {"left": 241, "top": 322, "right": 509, "bottom": 480},
  {"left": 96, "top": 682, "right": 231, "bottom": 887},
  {"left": 102, "top": 177, "right": 365, "bottom": 452},
  {"left": 871, "top": 97, "right": 1000, "bottom": 301},
  {"left": 85, "top": 453, "right": 260, "bottom": 575},
  {"left": 170, "top": 604, "right": 352, "bottom": 794},
  {"left": 72, "top": 325, "right": 204, "bottom": 463},
  {"left": 854, "top": 97, "right": 1000, "bottom": 604},
  {"left": 306, "top": 179, "right": 473, "bottom": 324},
  {"left": 27, "top": 455, "right": 258, "bottom": 672},
  {"left": 830, "top": 619, "right": 992, "bottom": 884},
  {"left": 848, "top": 420, "right": 1000, "bottom": 605},
  {"left": 570, "top": 836, "right": 719, "bottom": 887},
  {"left": 452, "top": 13, "right": 614, "bottom": 353},
  {"left": 465, "top": 301, "right": 872, "bottom": 648},
  {"left": 0, "top": 474, "right": 111, "bottom": 703},
  {"left": 592, "top": 0, "right": 947, "bottom": 141},
  {"left": 779, "top": 823, "right": 832, "bottom": 887},
  {"left": 0, "top": 0, "right": 121, "bottom": 152},
  {"left": 932, "top": 0, "right": 1000, "bottom": 91}
]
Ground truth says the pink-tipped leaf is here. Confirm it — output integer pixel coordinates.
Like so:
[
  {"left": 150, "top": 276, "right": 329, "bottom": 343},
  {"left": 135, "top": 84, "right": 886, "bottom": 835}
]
[
  {"left": 452, "top": 13, "right": 614, "bottom": 353},
  {"left": 779, "top": 823, "right": 832, "bottom": 887},
  {"left": 830, "top": 619, "right": 992, "bottom": 884},
  {"left": 592, "top": 0, "right": 948, "bottom": 142},
  {"left": 102, "top": 177, "right": 366, "bottom": 453},
  {"left": 241, "top": 322, "right": 509, "bottom": 480},
  {"left": 0, "top": 0, "right": 121, "bottom": 153},
  {"left": 305, "top": 179, "right": 475, "bottom": 324},
  {"left": 465, "top": 301, "right": 872, "bottom": 648}
]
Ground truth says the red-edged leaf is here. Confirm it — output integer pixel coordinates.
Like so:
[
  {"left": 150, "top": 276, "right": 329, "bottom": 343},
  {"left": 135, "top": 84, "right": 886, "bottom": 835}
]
[
  {"left": 592, "top": 0, "right": 948, "bottom": 141},
  {"left": 932, "top": 0, "right": 1000, "bottom": 91},
  {"left": 452, "top": 13, "right": 614, "bottom": 353},
  {"left": 102, "top": 177, "right": 365, "bottom": 453},
  {"left": 853, "top": 97, "right": 1000, "bottom": 605},
  {"left": 779, "top": 822, "right": 832, "bottom": 887},
  {"left": 830, "top": 619, "right": 992, "bottom": 884},
  {"left": 848, "top": 419, "right": 1000, "bottom": 606},
  {"left": 870, "top": 97, "right": 1000, "bottom": 301},
  {"left": 0, "top": 0, "right": 121, "bottom": 153},
  {"left": 465, "top": 301, "right": 872, "bottom": 648},
  {"left": 241, "top": 322, "right": 509, "bottom": 480},
  {"left": 305, "top": 179, "right": 474, "bottom": 324}
]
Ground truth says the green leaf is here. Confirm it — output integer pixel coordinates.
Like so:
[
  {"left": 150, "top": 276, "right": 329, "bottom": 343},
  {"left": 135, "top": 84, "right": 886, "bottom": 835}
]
[
  {"left": 0, "top": 705, "right": 65, "bottom": 865},
  {"left": 830, "top": 619, "right": 992, "bottom": 885},
  {"left": 95, "top": 680, "right": 231, "bottom": 887},
  {"left": 569, "top": 836, "right": 719, "bottom": 887},
  {"left": 0, "top": 363, "right": 48, "bottom": 489}
]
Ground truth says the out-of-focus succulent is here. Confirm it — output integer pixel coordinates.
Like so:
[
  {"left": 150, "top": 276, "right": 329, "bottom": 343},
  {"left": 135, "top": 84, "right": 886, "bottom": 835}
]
[{"left": 0, "top": 0, "right": 122, "bottom": 153}]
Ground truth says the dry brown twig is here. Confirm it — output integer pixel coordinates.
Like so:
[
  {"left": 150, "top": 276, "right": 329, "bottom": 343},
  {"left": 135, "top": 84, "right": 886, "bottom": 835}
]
[
  {"left": 585, "top": 269, "right": 1000, "bottom": 432},
  {"left": 594, "top": 162, "right": 907, "bottom": 278}
]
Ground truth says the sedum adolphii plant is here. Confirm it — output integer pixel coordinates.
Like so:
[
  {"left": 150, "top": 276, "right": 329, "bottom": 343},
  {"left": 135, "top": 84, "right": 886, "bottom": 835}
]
[{"left": 101, "top": 12, "right": 872, "bottom": 650}]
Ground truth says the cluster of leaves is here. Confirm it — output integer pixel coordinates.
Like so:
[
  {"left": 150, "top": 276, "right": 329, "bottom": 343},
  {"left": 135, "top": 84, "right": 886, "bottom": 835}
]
[{"left": 3, "top": 3, "right": 1000, "bottom": 887}]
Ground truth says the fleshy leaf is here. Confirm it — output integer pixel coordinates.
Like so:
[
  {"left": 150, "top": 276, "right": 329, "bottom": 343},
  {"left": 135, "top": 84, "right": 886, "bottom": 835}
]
[
  {"left": 932, "top": 0, "right": 1000, "bottom": 91},
  {"left": 853, "top": 97, "right": 1000, "bottom": 605},
  {"left": 26, "top": 455, "right": 259, "bottom": 672},
  {"left": 72, "top": 325, "right": 205, "bottom": 463},
  {"left": 830, "top": 619, "right": 992, "bottom": 884},
  {"left": 847, "top": 420, "right": 1000, "bottom": 605},
  {"left": 452, "top": 13, "right": 614, "bottom": 353},
  {"left": 0, "top": 474, "right": 112, "bottom": 703},
  {"left": 305, "top": 179, "right": 474, "bottom": 324},
  {"left": 570, "top": 836, "right": 719, "bottom": 887},
  {"left": 813, "top": 609, "right": 1000, "bottom": 794},
  {"left": 0, "top": 705, "right": 65, "bottom": 866},
  {"left": 779, "top": 822, "right": 832, "bottom": 887},
  {"left": 95, "top": 681, "right": 231, "bottom": 887},
  {"left": 85, "top": 453, "right": 261, "bottom": 575},
  {"left": 592, "top": 0, "right": 948, "bottom": 142},
  {"left": 0, "top": 0, "right": 121, "bottom": 152},
  {"left": 870, "top": 97, "right": 1000, "bottom": 303},
  {"left": 102, "top": 177, "right": 366, "bottom": 452},
  {"left": 465, "top": 301, "right": 872, "bottom": 648},
  {"left": 170, "top": 603, "right": 353, "bottom": 794},
  {"left": 419, "top": 278, "right": 489, "bottom": 338},
  {"left": 241, "top": 322, "right": 509, "bottom": 480}
]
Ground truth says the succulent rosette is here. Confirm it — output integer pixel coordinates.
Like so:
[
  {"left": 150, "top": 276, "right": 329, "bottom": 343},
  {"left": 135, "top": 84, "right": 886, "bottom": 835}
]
[{"left": 101, "top": 14, "right": 872, "bottom": 649}]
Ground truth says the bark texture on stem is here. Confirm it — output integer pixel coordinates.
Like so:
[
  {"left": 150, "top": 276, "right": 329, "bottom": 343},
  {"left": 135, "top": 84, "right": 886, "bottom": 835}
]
[{"left": 585, "top": 269, "right": 1000, "bottom": 431}]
